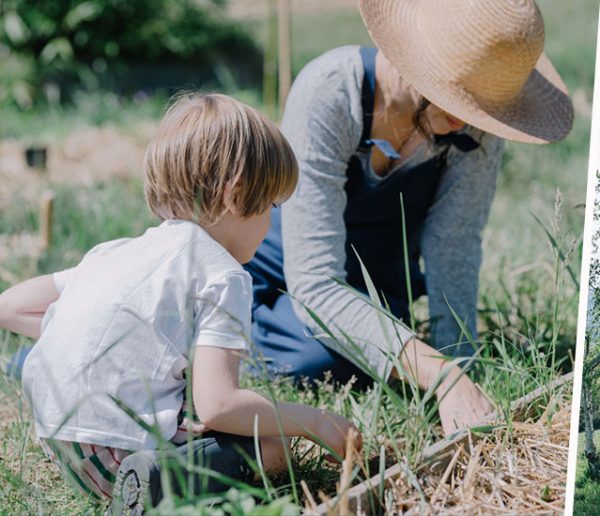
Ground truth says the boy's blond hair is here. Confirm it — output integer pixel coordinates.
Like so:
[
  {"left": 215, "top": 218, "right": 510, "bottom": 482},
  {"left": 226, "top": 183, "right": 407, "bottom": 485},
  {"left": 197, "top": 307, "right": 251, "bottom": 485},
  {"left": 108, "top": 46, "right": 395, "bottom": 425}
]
[{"left": 144, "top": 93, "right": 298, "bottom": 223}]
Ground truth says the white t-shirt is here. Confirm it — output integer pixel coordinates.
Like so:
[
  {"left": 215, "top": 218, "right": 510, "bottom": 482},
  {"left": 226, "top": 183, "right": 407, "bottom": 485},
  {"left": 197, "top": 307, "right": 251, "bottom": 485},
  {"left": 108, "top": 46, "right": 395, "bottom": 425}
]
[{"left": 22, "top": 220, "right": 252, "bottom": 451}]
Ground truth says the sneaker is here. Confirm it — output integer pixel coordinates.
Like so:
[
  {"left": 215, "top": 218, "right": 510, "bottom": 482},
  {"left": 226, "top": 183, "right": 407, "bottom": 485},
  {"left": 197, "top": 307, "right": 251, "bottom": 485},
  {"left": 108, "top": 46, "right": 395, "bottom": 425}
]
[
  {"left": 109, "top": 451, "right": 163, "bottom": 516},
  {"left": 108, "top": 433, "right": 256, "bottom": 514}
]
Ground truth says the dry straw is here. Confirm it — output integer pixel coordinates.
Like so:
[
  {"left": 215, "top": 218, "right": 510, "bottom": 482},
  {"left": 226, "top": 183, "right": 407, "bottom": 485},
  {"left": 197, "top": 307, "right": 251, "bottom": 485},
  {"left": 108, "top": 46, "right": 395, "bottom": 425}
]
[
  {"left": 387, "top": 398, "right": 570, "bottom": 514},
  {"left": 308, "top": 375, "right": 572, "bottom": 515}
]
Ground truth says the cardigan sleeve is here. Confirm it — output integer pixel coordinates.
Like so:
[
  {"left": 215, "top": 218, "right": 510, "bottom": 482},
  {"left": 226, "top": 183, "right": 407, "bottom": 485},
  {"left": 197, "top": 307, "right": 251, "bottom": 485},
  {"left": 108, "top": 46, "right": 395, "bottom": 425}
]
[
  {"left": 420, "top": 128, "right": 504, "bottom": 356},
  {"left": 280, "top": 47, "right": 414, "bottom": 379}
]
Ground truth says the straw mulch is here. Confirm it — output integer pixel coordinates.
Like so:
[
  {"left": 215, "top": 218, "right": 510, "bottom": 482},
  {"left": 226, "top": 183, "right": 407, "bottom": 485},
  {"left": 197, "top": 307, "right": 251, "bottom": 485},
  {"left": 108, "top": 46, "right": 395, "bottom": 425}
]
[{"left": 388, "top": 397, "right": 570, "bottom": 515}]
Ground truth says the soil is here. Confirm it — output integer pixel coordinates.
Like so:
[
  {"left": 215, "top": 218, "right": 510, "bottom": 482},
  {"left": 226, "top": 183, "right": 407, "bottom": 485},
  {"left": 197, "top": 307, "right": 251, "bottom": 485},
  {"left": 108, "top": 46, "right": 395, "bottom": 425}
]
[{"left": 0, "top": 124, "right": 152, "bottom": 208}]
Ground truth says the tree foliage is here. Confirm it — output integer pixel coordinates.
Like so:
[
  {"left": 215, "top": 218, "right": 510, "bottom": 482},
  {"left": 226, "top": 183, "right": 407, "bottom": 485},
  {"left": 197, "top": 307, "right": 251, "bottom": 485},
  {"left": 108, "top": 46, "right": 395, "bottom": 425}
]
[{"left": 0, "top": 0, "right": 260, "bottom": 106}]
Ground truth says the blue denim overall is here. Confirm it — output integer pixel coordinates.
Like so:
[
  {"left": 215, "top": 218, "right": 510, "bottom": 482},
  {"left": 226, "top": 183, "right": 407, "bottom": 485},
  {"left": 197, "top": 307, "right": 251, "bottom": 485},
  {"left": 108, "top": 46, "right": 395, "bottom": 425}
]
[{"left": 244, "top": 47, "right": 479, "bottom": 386}]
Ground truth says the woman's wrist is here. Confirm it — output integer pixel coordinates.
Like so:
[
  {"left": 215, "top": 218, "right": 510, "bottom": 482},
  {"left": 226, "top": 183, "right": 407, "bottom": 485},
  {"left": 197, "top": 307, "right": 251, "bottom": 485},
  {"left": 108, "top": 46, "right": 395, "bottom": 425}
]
[{"left": 435, "top": 364, "right": 465, "bottom": 400}]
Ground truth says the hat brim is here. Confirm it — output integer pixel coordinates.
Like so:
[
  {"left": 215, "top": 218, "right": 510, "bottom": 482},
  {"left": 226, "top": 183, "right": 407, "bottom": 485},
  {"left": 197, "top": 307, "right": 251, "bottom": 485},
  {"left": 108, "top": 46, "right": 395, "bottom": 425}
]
[{"left": 359, "top": 0, "right": 574, "bottom": 144}]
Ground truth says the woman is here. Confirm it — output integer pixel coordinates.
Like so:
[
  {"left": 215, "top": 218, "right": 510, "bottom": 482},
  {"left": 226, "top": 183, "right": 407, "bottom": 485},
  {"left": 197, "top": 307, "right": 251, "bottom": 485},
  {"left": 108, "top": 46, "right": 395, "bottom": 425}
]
[{"left": 245, "top": 0, "right": 573, "bottom": 433}]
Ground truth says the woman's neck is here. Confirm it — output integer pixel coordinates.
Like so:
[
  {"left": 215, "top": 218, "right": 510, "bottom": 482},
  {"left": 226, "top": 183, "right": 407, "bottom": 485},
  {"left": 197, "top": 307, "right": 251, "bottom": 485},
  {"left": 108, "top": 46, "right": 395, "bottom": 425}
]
[
  {"left": 373, "top": 52, "right": 419, "bottom": 130},
  {"left": 370, "top": 53, "right": 426, "bottom": 176}
]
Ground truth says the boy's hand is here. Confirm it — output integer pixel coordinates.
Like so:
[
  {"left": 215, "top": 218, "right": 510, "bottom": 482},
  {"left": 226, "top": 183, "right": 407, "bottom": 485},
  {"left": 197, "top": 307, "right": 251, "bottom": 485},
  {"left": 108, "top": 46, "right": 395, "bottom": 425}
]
[
  {"left": 312, "top": 410, "right": 362, "bottom": 462},
  {"left": 0, "top": 274, "right": 59, "bottom": 339},
  {"left": 181, "top": 416, "right": 208, "bottom": 435},
  {"left": 436, "top": 373, "right": 493, "bottom": 436}
]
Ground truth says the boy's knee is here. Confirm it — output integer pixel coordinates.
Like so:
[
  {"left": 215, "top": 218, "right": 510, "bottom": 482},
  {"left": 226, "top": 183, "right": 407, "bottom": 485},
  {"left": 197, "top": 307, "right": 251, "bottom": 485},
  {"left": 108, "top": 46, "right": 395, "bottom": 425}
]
[{"left": 259, "top": 436, "right": 291, "bottom": 474}]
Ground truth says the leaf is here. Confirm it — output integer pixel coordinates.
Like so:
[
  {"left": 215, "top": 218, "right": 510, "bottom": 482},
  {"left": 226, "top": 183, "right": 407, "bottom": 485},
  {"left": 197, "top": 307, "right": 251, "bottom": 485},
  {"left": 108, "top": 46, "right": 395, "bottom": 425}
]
[
  {"left": 470, "top": 425, "right": 501, "bottom": 435},
  {"left": 531, "top": 212, "right": 579, "bottom": 289},
  {"left": 40, "top": 37, "right": 74, "bottom": 63},
  {"left": 540, "top": 485, "right": 553, "bottom": 502},
  {"left": 4, "top": 12, "right": 30, "bottom": 44},
  {"left": 64, "top": 2, "right": 103, "bottom": 30}
]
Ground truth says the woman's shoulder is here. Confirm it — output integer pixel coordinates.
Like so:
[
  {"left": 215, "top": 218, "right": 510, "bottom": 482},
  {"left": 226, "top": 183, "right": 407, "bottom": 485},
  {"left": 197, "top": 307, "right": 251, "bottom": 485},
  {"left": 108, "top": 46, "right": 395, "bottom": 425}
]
[
  {"left": 304, "top": 45, "right": 363, "bottom": 70},
  {"left": 292, "top": 45, "right": 364, "bottom": 95},
  {"left": 282, "top": 46, "right": 366, "bottom": 145}
]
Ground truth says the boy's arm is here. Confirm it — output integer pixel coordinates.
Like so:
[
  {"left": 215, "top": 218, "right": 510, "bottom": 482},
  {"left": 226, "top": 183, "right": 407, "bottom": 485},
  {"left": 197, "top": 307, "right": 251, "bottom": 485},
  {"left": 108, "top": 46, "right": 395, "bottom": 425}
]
[
  {"left": 192, "top": 346, "right": 361, "bottom": 459},
  {"left": 0, "top": 275, "right": 59, "bottom": 339}
]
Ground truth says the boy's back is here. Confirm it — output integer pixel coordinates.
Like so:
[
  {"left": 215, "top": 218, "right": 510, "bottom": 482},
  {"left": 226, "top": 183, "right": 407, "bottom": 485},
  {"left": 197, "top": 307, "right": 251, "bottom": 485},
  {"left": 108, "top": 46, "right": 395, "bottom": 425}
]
[{"left": 23, "top": 220, "right": 252, "bottom": 451}]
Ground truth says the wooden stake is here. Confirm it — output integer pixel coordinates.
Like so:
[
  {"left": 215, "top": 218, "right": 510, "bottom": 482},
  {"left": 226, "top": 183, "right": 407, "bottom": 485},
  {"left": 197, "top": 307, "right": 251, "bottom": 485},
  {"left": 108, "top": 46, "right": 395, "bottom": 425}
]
[
  {"left": 277, "top": 0, "right": 292, "bottom": 113},
  {"left": 338, "top": 430, "right": 355, "bottom": 516},
  {"left": 39, "top": 191, "right": 54, "bottom": 251},
  {"left": 263, "top": 0, "right": 278, "bottom": 120}
]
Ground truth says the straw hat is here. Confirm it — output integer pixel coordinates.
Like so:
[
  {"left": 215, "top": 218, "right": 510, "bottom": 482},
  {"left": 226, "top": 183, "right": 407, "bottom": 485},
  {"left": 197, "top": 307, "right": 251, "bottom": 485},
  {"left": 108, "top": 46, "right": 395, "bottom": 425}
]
[{"left": 358, "top": 0, "right": 574, "bottom": 144}]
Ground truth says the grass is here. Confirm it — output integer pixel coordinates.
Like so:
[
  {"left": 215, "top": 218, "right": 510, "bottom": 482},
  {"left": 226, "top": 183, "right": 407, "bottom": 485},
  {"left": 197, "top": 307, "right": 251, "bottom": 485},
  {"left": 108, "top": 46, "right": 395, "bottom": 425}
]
[
  {"left": 0, "top": 148, "right": 583, "bottom": 515},
  {"left": 0, "top": 0, "right": 595, "bottom": 513}
]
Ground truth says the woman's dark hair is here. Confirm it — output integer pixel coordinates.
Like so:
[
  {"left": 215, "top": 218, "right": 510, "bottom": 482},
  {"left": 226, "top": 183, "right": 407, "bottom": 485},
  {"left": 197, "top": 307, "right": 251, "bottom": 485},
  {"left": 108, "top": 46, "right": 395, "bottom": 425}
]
[{"left": 412, "top": 97, "right": 433, "bottom": 141}]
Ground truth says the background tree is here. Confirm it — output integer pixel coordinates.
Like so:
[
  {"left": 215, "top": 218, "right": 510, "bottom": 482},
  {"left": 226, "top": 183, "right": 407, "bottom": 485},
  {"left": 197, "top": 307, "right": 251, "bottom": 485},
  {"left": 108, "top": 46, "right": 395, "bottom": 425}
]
[
  {"left": 582, "top": 171, "right": 600, "bottom": 478},
  {"left": 0, "top": 0, "right": 261, "bottom": 107}
]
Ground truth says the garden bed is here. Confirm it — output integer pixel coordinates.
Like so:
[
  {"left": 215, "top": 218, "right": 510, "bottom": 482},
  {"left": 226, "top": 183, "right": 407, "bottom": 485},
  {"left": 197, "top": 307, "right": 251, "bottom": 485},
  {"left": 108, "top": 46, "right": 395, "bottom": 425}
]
[{"left": 310, "top": 374, "right": 572, "bottom": 516}]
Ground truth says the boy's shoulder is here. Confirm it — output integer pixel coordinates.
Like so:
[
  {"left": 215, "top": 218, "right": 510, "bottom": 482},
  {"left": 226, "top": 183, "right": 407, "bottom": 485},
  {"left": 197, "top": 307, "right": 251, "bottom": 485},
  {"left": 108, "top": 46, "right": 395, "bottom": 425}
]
[
  {"left": 156, "top": 220, "right": 247, "bottom": 278},
  {"left": 64, "top": 220, "right": 247, "bottom": 294}
]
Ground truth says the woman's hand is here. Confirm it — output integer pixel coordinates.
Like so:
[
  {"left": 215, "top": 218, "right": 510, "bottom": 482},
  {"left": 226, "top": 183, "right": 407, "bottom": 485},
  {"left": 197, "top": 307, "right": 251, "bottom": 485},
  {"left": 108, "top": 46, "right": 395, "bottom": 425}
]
[
  {"left": 393, "top": 338, "right": 493, "bottom": 437},
  {"left": 436, "top": 373, "right": 493, "bottom": 436},
  {"left": 312, "top": 410, "right": 363, "bottom": 462}
]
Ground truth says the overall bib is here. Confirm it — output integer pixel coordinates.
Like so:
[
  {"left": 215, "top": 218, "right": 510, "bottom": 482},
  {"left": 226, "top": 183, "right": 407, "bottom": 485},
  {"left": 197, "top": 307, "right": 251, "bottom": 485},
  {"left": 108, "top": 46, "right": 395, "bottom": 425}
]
[{"left": 245, "top": 47, "right": 480, "bottom": 386}]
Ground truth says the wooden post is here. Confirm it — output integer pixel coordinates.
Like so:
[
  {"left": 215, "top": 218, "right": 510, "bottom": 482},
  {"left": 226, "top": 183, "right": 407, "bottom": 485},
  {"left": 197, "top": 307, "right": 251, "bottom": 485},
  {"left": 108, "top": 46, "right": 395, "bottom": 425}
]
[
  {"left": 39, "top": 191, "right": 54, "bottom": 251},
  {"left": 277, "top": 0, "right": 292, "bottom": 114},
  {"left": 263, "top": 0, "right": 278, "bottom": 120}
]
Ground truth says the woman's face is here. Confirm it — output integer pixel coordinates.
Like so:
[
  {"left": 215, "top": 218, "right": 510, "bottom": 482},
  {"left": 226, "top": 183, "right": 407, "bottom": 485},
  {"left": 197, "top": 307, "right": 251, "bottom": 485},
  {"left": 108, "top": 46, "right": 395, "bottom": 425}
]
[{"left": 424, "top": 104, "right": 466, "bottom": 135}]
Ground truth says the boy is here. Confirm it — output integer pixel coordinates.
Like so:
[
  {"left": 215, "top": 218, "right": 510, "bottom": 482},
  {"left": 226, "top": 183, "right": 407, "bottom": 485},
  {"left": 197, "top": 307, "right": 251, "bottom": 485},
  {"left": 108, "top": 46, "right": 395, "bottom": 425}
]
[{"left": 0, "top": 93, "right": 361, "bottom": 511}]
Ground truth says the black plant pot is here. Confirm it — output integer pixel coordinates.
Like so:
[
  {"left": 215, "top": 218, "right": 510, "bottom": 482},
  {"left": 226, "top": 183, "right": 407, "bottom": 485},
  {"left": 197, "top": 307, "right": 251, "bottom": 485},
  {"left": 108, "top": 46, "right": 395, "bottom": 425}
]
[{"left": 25, "top": 146, "right": 47, "bottom": 169}]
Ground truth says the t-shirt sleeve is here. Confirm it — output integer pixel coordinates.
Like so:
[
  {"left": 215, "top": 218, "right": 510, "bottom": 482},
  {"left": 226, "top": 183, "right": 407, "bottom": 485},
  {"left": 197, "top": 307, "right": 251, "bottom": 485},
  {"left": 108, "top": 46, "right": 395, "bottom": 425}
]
[
  {"left": 53, "top": 268, "right": 75, "bottom": 294},
  {"left": 193, "top": 272, "right": 252, "bottom": 351}
]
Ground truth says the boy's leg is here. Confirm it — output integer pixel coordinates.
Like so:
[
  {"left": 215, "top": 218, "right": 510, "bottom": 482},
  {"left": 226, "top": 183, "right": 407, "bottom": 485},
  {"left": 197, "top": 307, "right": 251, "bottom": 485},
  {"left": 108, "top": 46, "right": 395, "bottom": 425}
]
[
  {"left": 5, "top": 345, "right": 32, "bottom": 380},
  {"left": 41, "top": 438, "right": 128, "bottom": 502},
  {"left": 258, "top": 436, "right": 290, "bottom": 475},
  {"left": 110, "top": 433, "right": 264, "bottom": 514}
]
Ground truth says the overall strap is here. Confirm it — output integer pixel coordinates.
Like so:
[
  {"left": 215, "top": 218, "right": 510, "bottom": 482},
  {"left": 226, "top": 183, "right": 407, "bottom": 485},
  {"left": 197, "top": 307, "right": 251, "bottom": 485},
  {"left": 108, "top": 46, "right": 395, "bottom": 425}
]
[
  {"left": 434, "top": 132, "right": 481, "bottom": 152},
  {"left": 358, "top": 47, "right": 377, "bottom": 152},
  {"left": 356, "top": 47, "right": 405, "bottom": 160}
]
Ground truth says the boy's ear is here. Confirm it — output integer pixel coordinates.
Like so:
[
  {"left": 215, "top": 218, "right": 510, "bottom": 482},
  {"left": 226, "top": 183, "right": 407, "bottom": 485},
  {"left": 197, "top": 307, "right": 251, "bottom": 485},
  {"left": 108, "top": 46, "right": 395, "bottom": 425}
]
[{"left": 222, "top": 179, "right": 243, "bottom": 215}]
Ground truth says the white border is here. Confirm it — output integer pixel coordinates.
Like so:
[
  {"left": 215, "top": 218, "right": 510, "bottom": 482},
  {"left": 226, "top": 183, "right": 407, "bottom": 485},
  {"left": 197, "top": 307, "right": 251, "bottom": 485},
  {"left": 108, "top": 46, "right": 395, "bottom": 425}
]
[{"left": 565, "top": 8, "right": 600, "bottom": 515}]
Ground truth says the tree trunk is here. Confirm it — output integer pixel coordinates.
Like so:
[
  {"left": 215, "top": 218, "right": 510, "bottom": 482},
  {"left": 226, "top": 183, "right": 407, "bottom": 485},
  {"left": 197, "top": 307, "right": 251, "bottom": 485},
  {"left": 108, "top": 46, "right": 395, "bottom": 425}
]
[{"left": 583, "top": 381, "right": 600, "bottom": 480}]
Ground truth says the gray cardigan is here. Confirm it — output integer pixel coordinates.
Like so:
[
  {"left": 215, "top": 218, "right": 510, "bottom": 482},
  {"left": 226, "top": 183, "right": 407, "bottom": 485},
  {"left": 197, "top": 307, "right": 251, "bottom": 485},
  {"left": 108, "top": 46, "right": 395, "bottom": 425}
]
[{"left": 280, "top": 46, "right": 504, "bottom": 378}]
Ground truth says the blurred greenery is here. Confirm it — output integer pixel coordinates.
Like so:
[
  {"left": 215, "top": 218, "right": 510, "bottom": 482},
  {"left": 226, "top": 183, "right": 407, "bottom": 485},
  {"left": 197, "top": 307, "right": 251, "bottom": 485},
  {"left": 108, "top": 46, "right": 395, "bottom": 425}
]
[{"left": 0, "top": 0, "right": 261, "bottom": 107}]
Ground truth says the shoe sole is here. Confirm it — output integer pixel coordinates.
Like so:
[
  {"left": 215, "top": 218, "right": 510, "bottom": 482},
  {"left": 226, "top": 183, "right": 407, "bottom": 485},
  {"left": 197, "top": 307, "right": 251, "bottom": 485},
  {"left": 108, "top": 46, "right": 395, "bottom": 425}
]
[{"left": 109, "top": 452, "right": 161, "bottom": 516}]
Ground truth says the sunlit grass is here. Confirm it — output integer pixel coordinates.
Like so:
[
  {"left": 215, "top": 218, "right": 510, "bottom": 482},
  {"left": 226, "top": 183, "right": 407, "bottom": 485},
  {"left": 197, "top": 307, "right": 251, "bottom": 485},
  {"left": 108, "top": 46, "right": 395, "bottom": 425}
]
[
  {"left": 0, "top": 0, "right": 594, "bottom": 512},
  {"left": 0, "top": 173, "right": 581, "bottom": 514}
]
